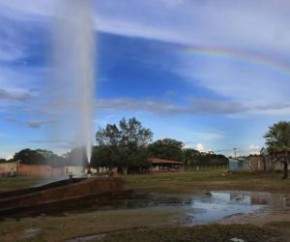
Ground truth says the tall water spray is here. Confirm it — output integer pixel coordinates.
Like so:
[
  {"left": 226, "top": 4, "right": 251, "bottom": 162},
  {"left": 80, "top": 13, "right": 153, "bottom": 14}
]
[{"left": 50, "top": 0, "right": 95, "bottom": 165}]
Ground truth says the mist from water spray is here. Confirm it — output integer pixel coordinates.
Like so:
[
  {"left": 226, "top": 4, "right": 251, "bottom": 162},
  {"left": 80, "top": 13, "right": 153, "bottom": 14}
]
[{"left": 50, "top": 0, "right": 95, "bottom": 165}]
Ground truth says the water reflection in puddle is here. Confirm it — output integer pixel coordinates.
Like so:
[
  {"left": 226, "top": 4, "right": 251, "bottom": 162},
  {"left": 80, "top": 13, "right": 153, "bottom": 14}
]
[
  {"left": 185, "top": 191, "right": 266, "bottom": 223},
  {"left": 64, "top": 191, "right": 287, "bottom": 242},
  {"left": 100, "top": 191, "right": 281, "bottom": 224}
]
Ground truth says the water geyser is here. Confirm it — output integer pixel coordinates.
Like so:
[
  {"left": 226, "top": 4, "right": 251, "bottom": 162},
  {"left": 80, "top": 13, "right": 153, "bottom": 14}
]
[{"left": 51, "top": 0, "right": 95, "bottom": 165}]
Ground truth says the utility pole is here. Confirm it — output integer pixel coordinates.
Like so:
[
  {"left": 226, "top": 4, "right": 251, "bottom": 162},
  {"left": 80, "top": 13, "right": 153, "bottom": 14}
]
[{"left": 233, "top": 148, "right": 237, "bottom": 158}]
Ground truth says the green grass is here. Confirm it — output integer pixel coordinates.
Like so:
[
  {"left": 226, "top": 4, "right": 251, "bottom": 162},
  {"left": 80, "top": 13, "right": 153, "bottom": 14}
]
[
  {"left": 124, "top": 169, "right": 290, "bottom": 194},
  {"left": 0, "top": 169, "right": 288, "bottom": 194},
  {"left": 267, "top": 221, "right": 290, "bottom": 229},
  {"left": 0, "top": 209, "right": 179, "bottom": 241},
  {"left": 265, "top": 221, "right": 290, "bottom": 241},
  {"left": 0, "top": 176, "right": 45, "bottom": 192},
  {"left": 267, "top": 221, "right": 290, "bottom": 232}
]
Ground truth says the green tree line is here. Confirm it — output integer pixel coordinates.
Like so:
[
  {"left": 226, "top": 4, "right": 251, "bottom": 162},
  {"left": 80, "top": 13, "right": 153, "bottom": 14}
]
[{"left": 2, "top": 117, "right": 228, "bottom": 173}]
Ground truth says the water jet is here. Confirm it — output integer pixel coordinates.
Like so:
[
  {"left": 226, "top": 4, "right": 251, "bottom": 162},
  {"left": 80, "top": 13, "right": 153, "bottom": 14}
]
[{"left": 49, "top": 0, "right": 95, "bottom": 163}]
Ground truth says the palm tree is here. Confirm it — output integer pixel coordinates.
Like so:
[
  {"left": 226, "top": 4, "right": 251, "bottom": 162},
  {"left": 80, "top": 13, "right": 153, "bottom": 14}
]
[{"left": 264, "top": 121, "right": 290, "bottom": 179}]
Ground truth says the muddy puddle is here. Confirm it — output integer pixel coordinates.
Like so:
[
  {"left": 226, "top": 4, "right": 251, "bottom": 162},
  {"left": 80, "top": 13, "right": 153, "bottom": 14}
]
[
  {"left": 181, "top": 191, "right": 272, "bottom": 223},
  {"left": 65, "top": 191, "right": 290, "bottom": 242},
  {"left": 64, "top": 190, "right": 289, "bottom": 224}
]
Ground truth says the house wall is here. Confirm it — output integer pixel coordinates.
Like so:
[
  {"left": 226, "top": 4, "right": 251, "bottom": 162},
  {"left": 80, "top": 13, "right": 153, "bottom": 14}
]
[
  {"left": 247, "top": 156, "right": 288, "bottom": 171},
  {"left": 148, "top": 158, "right": 184, "bottom": 173},
  {"left": 64, "top": 166, "right": 84, "bottom": 176},
  {"left": 228, "top": 159, "right": 250, "bottom": 171},
  {"left": 0, "top": 162, "right": 17, "bottom": 176},
  {"left": 51, "top": 167, "right": 64, "bottom": 176},
  {"left": 230, "top": 156, "right": 289, "bottom": 172},
  {"left": 84, "top": 167, "right": 113, "bottom": 174},
  {"left": 17, "top": 164, "right": 63, "bottom": 176},
  {"left": 248, "top": 157, "right": 263, "bottom": 171},
  {"left": 98, "top": 167, "right": 111, "bottom": 174}
]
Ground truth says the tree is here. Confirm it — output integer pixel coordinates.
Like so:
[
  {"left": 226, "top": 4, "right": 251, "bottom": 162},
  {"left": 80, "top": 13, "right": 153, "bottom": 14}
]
[
  {"left": 183, "top": 148, "right": 200, "bottom": 167},
  {"left": 64, "top": 147, "right": 87, "bottom": 167},
  {"left": 91, "top": 145, "right": 114, "bottom": 170},
  {"left": 148, "top": 138, "right": 184, "bottom": 161},
  {"left": 182, "top": 148, "right": 228, "bottom": 169},
  {"left": 118, "top": 117, "right": 153, "bottom": 172},
  {"left": 264, "top": 121, "right": 290, "bottom": 179},
  {"left": 36, "top": 149, "right": 65, "bottom": 167},
  {"left": 13, "top": 149, "right": 64, "bottom": 166},
  {"left": 95, "top": 117, "right": 153, "bottom": 172},
  {"left": 0, "top": 158, "right": 7, "bottom": 163},
  {"left": 13, "top": 149, "right": 46, "bottom": 165}
]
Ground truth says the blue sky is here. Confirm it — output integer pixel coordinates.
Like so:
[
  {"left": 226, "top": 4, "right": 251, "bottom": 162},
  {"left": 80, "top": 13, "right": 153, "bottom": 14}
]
[{"left": 1, "top": 0, "right": 290, "bottom": 158}]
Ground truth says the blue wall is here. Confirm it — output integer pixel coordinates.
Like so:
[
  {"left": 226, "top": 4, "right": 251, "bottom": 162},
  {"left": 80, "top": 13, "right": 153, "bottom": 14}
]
[{"left": 228, "top": 159, "right": 249, "bottom": 171}]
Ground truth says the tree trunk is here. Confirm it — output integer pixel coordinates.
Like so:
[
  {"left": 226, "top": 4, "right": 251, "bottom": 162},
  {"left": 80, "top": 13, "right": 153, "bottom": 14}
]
[
  {"left": 282, "top": 161, "right": 288, "bottom": 179},
  {"left": 262, "top": 157, "right": 266, "bottom": 171},
  {"left": 123, "top": 167, "right": 128, "bottom": 175}
]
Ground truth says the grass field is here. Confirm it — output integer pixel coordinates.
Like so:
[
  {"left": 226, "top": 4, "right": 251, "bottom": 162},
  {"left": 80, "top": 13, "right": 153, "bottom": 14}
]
[
  {"left": 0, "top": 170, "right": 290, "bottom": 241},
  {"left": 0, "top": 176, "right": 45, "bottom": 192},
  {"left": 125, "top": 169, "right": 290, "bottom": 194}
]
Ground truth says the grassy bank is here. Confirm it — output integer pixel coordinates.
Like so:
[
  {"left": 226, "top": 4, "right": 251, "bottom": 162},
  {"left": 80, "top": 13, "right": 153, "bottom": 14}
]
[{"left": 0, "top": 176, "right": 45, "bottom": 192}]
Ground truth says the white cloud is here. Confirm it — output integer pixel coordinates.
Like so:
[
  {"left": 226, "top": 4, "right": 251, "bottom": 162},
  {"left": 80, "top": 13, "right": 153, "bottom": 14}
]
[
  {"left": 176, "top": 52, "right": 290, "bottom": 116},
  {"left": 96, "top": 17, "right": 186, "bottom": 45},
  {"left": 96, "top": 97, "right": 290, "bottom": 117},
  {"left": 4, "top": 0, "right": 290, "bottom": 58},
  {"left": 0, "top": 66, "right": 47, "bottom": 115},
  {"left": 0, "top": 0, "right": 55, "bottom": 17},
  {"left": 93, "top": 0, "right": 290, "bottom": 61},
  {"left": 5, "top": 117, "right": 56, "bottom": 129},
  {"left": 96, "top": 97, "right": 245, "bottom": 115},
  {"left": 2, "top": 0, "right": 290, "bottom": 56},
  {"left": 195, "top": 143, "right": 213, "bottom": 153},
  {"left": 195, "top": 143, "right": 205, "bottom": 152},
  {"left": 5, "top": 155, "right": 13, "bottom": 160},
  {"left": 252, "top": 103, "right": 290, "bottom": 116},
  {"left": 0, "top": 3, "right": 52, "bottom": 65},
  {"left": 248, "top": 145, "right": 261, "bottom": 155},
  {"left": 93, "top": 0, "right": 290, "bottom": 117},
  {"left": 0, "top": 88, "right": 33, "bottom": 102}
]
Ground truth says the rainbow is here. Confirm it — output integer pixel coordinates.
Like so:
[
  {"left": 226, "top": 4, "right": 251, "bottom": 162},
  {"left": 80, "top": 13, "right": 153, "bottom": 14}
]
[{"left": 180, "top": 46, "right": 290, "bottom": 75}]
